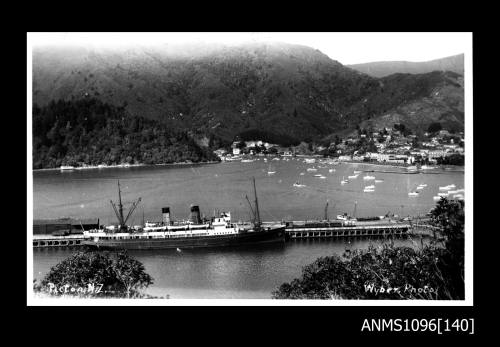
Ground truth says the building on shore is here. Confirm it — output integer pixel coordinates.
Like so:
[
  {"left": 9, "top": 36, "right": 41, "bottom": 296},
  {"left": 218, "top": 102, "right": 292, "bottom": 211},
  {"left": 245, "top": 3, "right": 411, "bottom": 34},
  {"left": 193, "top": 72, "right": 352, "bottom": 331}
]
[{"left": 33, "top": 218, "right": 100, "bottom": 235}]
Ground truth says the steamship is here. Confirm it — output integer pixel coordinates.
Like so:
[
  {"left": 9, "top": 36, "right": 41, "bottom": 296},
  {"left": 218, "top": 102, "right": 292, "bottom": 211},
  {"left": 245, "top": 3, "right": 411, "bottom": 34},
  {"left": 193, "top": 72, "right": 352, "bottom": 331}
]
[{"left": 82, "top": 179, "right": 285, "bottom": 250}]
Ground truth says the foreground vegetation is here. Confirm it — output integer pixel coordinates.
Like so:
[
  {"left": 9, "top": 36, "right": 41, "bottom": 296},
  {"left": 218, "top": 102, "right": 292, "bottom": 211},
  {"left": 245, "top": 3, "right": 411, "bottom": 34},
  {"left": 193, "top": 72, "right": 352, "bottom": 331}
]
[
  {"left": 33, "top": 98, "right": 219, "bottom": 169},
  {"left": 33, "top": 251, "right": 155, "bottom": 298},
  {"left": 272, "top": 198, "right": 464, "bottom": 300}
]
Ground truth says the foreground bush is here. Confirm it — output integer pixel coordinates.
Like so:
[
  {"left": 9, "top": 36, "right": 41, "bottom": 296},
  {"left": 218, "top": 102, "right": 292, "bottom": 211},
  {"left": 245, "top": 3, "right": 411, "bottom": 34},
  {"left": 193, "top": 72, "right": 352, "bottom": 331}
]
[{"left": 33, "top": 250, "right": 153, "bottom": 298}]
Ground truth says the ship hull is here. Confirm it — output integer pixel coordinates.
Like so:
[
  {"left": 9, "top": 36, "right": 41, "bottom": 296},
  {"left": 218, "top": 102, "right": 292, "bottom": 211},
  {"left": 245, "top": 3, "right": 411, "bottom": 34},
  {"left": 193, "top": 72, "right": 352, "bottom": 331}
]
[{"left": 83, "top": 226, "right": 286, "bottom": 250}]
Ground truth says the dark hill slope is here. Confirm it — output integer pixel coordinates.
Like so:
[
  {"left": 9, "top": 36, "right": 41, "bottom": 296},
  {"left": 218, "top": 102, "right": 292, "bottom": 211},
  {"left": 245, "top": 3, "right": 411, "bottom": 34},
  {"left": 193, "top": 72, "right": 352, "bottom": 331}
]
[
  {"left": 32, "top": 98, "right": 219, "bottom": 169},
  {"left": 33, "top": 43, "right": 464, "bottom": 144},
  {"left": 357, "top": 72, "right": 464, "bottom": 135}
]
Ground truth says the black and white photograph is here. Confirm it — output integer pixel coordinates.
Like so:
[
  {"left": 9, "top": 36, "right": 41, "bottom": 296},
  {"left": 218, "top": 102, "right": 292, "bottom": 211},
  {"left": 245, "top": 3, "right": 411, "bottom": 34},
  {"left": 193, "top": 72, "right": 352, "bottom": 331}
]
[{"left": 27, "top": 32, "right": 472, "bottom": 305}]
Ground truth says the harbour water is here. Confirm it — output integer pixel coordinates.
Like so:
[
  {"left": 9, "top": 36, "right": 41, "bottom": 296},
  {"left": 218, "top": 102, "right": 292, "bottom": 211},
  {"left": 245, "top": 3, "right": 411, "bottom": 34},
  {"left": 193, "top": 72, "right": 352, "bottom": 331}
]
[
  {"left": 33, "top": 238, "right": 423, "bottom": 299},
  {"left": 32, "top": 159, "right": 464, "bottom": 298}
]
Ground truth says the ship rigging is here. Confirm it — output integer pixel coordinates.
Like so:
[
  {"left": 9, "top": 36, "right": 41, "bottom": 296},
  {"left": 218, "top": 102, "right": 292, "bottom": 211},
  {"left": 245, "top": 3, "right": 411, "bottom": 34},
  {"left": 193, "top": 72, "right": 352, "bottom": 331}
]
[{"left": 109, "top": 180, "right": 141, "bottom": 231}]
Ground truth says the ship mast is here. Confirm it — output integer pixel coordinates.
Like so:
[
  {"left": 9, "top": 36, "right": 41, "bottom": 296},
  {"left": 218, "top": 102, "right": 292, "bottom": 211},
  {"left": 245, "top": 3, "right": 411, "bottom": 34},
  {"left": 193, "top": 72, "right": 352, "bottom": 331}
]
[
  {"left": 324, "top": 200, "right": 329, "bottom": 221},
  {"left": 117, "top": 180, "right": 124, "bottom": 225},
  {"left": 110, "top": 180, "right": 141, "bottom": 230},
  {"left": 252, "top": 177, "right": 261, "bottom": 228}
]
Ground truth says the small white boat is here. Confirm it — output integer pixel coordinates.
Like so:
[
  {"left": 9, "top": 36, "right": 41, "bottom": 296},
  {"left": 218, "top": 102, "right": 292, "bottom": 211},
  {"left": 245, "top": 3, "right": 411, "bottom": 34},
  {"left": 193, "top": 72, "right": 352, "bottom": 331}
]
[
  {"left": 421, "top": 165, "right": 436, "bottom": 170},
  {"left": 241, "top": 159, "right": 254, "bottom": 163},
  {"left": 363, "top": 187, "right": 375, "bottom": 192},
  {"left": 307, "top": 168, "right": 318, "bottom": 172},
  {"left": 353, "top": 170, "right": 362, "bottom": 174},
  {"left": 433, "top": 196, "right": 441, "bottom": 201},
  {"left": 329, "top": 169, "right": 335, "bottom": 173},
  {"left": 314, "top": 174, "right": 322, "bottom": 177},
  {"left": 304, "top": 158, "right": 316, "bottom": 164},
  {"left": 299, "top": 172, "right": 305, "bottom": 176},
  {"left": 438, "top": 192, "right": 449, "bottom": 197},
  {"left": 363, "top": 175, "right": 375, "bottom": 180},
  {"left": 416, "top": 186, "right": 424, "bottom": 190},
  {"left": 318, "top": 175, "right": 326, "bottom": 179},
  {"left": 418, "top": 183, "right": 427, "bottom": 187},
  {"left": 439, "top": 186, "right": 452, "bottom": 191},
  {"left": 408, "top": 192, "right": 419, "bottom": 197},
  {"left": 407, "top": 166, "right": 418, "bottom": 171},
  {"left": 268, "top": 171, "right": 276, "bottom": 175},
  {"left": 293, "top": 182, "right": 306, "bottom": 187},
  {"left": 348, "top": 174, "right": 358, "bottom": 179},
  {"left": 447, "top": 184, "right": 456, "bottom": 189},
  {"left": 60, "top": 165, "right": 75, "bottom": 170},
  {"left": 365, "top": 185, "right": 375, "bottom": 189},
  {"left": 375, "top": 179, "right": 384, "bottom": 183},
  {"left": 272, "top": 157, "right": 280, "bottom": 161}
]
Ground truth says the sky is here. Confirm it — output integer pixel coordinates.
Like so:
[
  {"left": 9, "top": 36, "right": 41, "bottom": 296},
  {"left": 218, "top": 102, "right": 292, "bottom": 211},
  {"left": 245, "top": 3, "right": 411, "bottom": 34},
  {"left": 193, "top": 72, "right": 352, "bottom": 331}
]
[{"left": 28, "top": 32, "right": 471, "bottom": 65}]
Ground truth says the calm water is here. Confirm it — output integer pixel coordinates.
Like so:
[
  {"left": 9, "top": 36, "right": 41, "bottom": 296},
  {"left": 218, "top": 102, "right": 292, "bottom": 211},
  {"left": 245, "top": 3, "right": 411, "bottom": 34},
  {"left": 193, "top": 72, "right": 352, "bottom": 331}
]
[
  {"left": 33, "top": 237, "right": 424, "bottom": 299},
  {"left": 32, "top": 159, "right": 463, "bottom": 298}
]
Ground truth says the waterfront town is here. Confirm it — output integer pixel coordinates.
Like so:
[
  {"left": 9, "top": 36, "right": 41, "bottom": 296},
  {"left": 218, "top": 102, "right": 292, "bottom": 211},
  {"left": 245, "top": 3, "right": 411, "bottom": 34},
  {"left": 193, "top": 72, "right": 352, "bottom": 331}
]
[{"left": 214, "top": 123, "right": 465, "bottom": 167}]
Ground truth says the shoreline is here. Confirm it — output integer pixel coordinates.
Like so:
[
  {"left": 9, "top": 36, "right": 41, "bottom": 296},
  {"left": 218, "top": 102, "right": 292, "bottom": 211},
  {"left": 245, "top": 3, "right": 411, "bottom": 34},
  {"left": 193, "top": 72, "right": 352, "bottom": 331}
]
[
  {"left": 342, "top": 160, "right": 464, "bottom": 172},
  {"left": 33, "top": 161, "right": 220, "bottom": 172}
]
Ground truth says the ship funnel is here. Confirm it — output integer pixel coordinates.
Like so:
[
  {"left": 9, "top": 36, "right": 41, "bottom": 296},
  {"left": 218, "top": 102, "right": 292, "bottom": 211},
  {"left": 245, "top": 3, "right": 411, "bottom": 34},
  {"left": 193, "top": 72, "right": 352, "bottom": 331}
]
[
  {"left": 162, "top": 207, "right": 171, "bottom": 225},
  {"left": 190, "top": 205, "right": 201, "bottom": 224}
]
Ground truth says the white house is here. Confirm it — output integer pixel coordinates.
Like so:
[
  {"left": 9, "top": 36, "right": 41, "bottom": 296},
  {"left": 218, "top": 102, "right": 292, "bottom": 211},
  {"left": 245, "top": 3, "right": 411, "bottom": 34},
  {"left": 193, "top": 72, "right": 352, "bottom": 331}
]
[
  {"left": 427, "top": 150, "right": 448, "bottom": 159},
  {"left": 245, "top": 140, "right": 263, "bottom": 148},
  {"left": 338, "top": 155, "right": 352, "bottom": 161}
]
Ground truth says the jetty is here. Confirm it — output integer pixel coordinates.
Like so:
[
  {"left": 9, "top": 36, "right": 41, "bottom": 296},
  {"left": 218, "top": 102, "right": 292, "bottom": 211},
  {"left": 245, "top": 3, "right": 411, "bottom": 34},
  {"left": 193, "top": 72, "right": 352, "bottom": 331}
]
[
  {"left": 284, "top": 220, "right": 416, "bottom": 239},
  {"left": 32, "top": 217, "right": 435, "bottom": 248},
  {"left": 33, "top": 234, "right": 85, "bottom": 248}
]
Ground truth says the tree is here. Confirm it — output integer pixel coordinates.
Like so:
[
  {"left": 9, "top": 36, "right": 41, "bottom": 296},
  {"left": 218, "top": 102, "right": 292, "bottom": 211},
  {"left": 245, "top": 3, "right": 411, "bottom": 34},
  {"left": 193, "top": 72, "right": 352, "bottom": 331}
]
[
  {"left": 34, "top": 250, "right": 153, "bottom": 298},
  {"left": 428, "top": 122, "right": 442, "bottom": 133},
  {"left": 114, "top": 252, "right": 154, "bottom": 298},
  {"left": 236, "top": 140, "right": 246, "bottom": 149},
  {"left": 436, "top": 154, "right": 464, "bottom": 166},
  {"left": 366, "top": 140, "right": 378, "bottom": 153},
  {"left": 412, "top": 137, "right": 420, "bottom": 148},
  {"left": 267, "top": 147, "right": 278, "bottom": 154},
  {"left": 430, "top": 198, "right": 465, "bottom": 267}
]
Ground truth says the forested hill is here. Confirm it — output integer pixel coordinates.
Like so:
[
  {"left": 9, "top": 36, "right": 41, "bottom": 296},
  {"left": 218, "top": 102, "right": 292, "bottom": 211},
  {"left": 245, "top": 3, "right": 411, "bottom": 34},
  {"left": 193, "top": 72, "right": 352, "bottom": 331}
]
[
  {"left": 32, "top": 98, "right": 219, "bottom": 169},
  {"left": 32, "top": 43, "right": 464, "bottom": 144}
]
